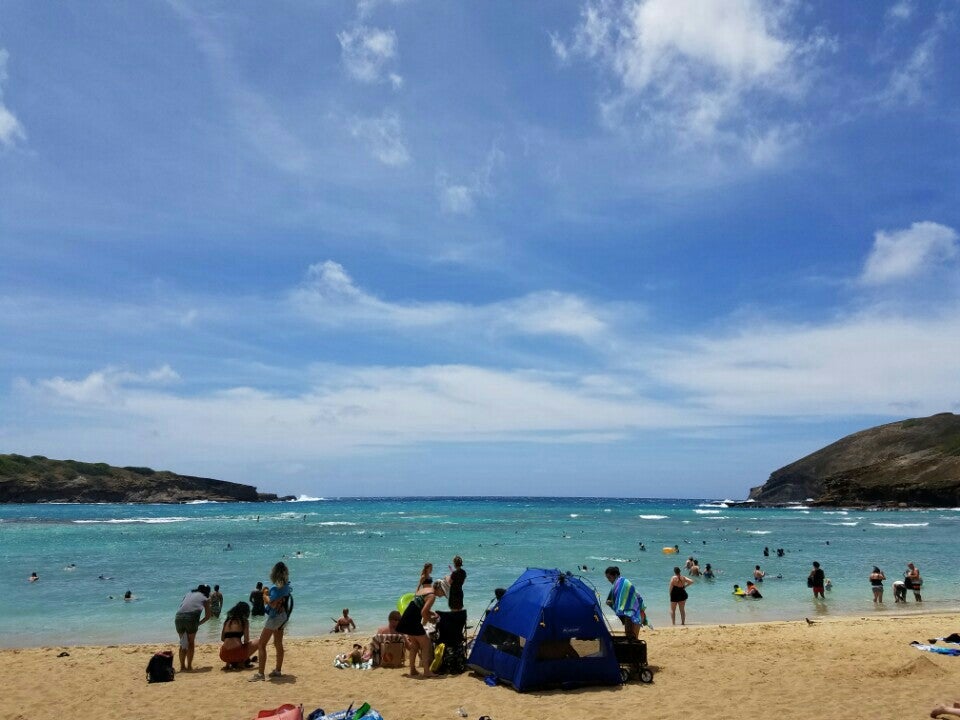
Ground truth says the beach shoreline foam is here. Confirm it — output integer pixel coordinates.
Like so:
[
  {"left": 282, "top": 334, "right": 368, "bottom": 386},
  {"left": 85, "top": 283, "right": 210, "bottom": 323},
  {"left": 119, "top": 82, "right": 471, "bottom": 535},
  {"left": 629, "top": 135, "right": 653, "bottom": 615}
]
[{"left": 3, "top": 613, "right": 959, "bottom": 720}]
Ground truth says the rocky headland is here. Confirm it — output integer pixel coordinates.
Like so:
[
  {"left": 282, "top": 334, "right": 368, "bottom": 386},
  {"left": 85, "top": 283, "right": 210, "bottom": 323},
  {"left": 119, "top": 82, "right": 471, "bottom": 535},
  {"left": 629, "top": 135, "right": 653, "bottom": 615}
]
[
  {"left": 0, "top": 454, "right": 291, "bottom": 503},
  {"left": 747, "top": 412, "right": 960, "bottom": 508}
]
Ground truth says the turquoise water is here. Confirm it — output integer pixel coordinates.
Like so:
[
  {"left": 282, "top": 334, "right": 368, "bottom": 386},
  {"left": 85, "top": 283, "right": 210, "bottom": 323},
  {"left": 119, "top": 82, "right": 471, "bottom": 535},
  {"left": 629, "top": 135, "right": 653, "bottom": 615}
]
[{"left": 2, "top": 498, "right": 959, "bottom": 648}]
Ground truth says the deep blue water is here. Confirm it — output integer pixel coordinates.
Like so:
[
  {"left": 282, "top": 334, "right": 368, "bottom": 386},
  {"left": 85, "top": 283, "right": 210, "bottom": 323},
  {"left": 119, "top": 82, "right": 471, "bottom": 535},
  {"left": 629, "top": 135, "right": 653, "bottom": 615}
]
[{"left": 2, "top": 497, "right": 958, "bottom": 647}]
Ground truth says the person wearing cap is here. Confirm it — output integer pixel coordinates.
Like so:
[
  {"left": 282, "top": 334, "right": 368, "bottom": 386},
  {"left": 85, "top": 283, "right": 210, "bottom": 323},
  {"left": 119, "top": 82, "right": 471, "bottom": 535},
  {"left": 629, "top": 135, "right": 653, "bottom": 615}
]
[{"left": 174, "top": 583, "right": 212, "bottom": 672}]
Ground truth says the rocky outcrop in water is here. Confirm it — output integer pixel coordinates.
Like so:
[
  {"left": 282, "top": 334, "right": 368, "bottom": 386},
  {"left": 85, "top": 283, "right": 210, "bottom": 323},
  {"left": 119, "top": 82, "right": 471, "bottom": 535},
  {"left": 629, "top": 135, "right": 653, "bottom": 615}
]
[
  {"left": 0, "top": 454, "right": 289, "bottom": 503},
  {"left": 747, "top": 413, "right": 960, "bottom": 507}
]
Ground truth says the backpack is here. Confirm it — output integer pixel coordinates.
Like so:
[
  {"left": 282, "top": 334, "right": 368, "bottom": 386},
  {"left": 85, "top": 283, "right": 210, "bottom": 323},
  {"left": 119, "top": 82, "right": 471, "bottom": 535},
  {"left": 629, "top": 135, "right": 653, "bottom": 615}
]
[{"left": 146, "top": 650, "right": 175, "bottom": 683}]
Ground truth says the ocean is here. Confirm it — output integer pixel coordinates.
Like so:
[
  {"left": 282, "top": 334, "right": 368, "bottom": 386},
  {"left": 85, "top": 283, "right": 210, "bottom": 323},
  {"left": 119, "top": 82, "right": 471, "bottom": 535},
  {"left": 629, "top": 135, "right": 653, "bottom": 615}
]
[{"left": 2, "top": 497, "right": 958, "bottom": 648}]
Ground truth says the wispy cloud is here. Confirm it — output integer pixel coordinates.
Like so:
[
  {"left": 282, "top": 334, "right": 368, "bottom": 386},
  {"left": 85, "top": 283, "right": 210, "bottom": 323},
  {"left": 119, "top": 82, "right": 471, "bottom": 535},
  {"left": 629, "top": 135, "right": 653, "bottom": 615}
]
[
  {"left": 349, "top": 111, "right": 410, "bottom": 166},
  {"left": 0, "top": 49, "right": 26, "bottom": 148},
  {"left": 553, "top": 0, "right": 826, "bottom": 164},
  {"left": 166, "top": 0, "right": 309, "bottom": 175},
  {"left": 338, "top": 25, "right": 402, "bottom": 86},
  {"left": 877, "top": 13, "right": 949, "bottom": 106},
  {"left": 290, "top": 260, "right": 615, "bottom": 341},
  {"left": 437, "top": 143, "right": 505, "bottom": 214},
  {"left": 859, "top": 221, "right": 958, "bottom": 285}
]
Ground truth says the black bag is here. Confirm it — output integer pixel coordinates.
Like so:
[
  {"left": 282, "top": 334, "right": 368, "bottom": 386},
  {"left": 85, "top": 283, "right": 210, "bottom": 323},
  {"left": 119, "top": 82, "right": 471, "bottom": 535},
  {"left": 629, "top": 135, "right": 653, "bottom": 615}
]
[
  {"left": 806, "top": 576, "right": 814, "bottom": 588},
  {"left": 146, "top": 650, "right": 175, "bottom": 683}
]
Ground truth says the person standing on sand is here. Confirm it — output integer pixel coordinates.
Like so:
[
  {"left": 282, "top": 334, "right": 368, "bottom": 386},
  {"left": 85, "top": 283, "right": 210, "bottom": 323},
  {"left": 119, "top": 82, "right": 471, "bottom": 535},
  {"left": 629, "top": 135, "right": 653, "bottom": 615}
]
[
  {"left": 668, "top": 567, "right": 694, "bottom": 625},
  {"left": 808, "top": 561, "right": 825, "bottom": 599},
  {"left": 446, "top": 555, "right": 466, "bottom": 610},
  {"left": 605, "top": 566, "right": 645, "bottom": 638},
  {"left": 396, "top": 579, "right": 446, "bottom": 678},
  {"left": 174, "top": 584, "right": 212, "bottom": 672},
  {"left": 869, "top": 566, "right": 885, "bottom": 603},
  {"left": 250, "top": 562, "right": 291, "bottom": 681}
]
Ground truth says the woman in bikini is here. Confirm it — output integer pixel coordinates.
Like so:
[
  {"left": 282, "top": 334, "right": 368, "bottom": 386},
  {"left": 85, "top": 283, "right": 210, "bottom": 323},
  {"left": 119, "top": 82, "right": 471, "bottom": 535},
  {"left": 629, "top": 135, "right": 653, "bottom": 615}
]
[
  {"left": 869, "top": 566, "right": 886, "bottom": 603},
  {"left": 668, "top": 566, "right": 694, "bottom": 626},
  {"left": 219, "top": 601, "right": 255, "bottom": 669},
  {"left": 396, "top": 579, "right": 446, "bottom": 677}
]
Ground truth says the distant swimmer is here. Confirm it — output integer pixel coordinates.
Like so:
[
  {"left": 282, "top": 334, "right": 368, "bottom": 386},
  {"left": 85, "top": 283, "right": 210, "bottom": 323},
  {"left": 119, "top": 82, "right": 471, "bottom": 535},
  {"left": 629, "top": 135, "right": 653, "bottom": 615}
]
[
  {"left": 224, "top": 543, "right": 233, "bottom": 551},
  {"left": 29, "top": 572, "right": 39, "bottom": 583},
  {"left": 64, "top": 563, "right": 76, "bottom": 571},
  {"left": 124, "top": 590, "right": 134, "bottom": 601},
  {"left": 98, "top": 575, "right": 113, "bottom": 581},
  {"left": 638, "top": 543, "right": 646, "bottom": 552}
]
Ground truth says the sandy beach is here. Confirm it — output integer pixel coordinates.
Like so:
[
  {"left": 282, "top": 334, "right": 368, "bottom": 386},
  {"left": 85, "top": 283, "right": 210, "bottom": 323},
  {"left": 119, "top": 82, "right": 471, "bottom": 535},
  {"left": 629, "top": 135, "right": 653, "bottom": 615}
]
[{"left": 2, "top": 612, "right": 959, "bottom": 720}]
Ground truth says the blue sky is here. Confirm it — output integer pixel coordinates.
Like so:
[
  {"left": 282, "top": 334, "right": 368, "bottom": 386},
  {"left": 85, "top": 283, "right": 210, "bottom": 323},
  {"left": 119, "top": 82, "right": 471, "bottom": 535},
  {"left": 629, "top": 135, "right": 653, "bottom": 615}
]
[{"left": 1, "top": 1, "right": 958, "bottom": 498}]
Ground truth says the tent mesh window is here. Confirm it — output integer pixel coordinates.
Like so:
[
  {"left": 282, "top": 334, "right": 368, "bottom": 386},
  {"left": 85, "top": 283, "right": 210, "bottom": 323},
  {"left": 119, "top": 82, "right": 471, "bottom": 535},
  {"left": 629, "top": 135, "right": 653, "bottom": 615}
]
[{"left": 480, "top": 624, "right": 525, "bottom": 658}]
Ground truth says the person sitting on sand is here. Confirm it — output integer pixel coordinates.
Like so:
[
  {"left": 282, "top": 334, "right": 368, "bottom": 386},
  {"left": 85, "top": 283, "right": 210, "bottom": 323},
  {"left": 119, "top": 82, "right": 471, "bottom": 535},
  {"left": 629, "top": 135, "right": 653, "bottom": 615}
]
[
  {"left": 220, "top": 601, "right": 256, "bottom": 670},
  {"left": 930, "top": 700, "right": 960, "bottom": 718},
  {"left": 332, "top": 607, "right": 356, "bottom": 633}
]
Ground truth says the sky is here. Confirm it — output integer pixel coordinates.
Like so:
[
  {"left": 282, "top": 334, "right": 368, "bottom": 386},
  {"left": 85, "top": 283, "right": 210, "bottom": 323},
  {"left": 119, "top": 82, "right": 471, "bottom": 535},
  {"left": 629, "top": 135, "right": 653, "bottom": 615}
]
[{"left": 1, "top": 1, "right": 959, "bottom": 498}]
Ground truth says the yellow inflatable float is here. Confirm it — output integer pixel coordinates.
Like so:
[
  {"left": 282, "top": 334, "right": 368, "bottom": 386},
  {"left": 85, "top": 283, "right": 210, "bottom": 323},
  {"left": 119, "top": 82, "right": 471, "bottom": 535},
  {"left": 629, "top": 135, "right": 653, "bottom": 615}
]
[{"left": 662, "top": 546, "right": 678, "bottom": 554}]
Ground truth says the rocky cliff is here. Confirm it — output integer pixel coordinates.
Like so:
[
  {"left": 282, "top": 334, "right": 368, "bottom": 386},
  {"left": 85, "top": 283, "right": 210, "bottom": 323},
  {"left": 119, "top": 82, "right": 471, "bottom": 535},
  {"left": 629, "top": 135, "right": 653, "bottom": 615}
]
[
  {"left": 748, "top": 413, "right": 960, "bottom": 507},
  {"left": 0, "top": 454, "right": 288, "bottom": 503}
]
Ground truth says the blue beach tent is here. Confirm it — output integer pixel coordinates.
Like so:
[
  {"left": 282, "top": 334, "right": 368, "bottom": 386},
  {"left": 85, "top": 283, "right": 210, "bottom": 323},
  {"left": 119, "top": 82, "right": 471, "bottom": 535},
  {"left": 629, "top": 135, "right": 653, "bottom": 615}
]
[{"left": 467, "top": 568, "right": 622, "bottom": 691}]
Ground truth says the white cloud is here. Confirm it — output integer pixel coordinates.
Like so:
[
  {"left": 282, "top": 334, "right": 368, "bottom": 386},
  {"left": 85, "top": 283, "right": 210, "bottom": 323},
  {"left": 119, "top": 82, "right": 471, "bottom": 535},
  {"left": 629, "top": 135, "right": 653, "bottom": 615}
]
[
  {"left": 18, "top": 364, "right": 689, "bottom": 460},
  {"left": 643, "top": 310, "right": 960, "bottom": 417},
  {"left": 35, "top": 365, "right": 180, "bottom": 406},
  {"left": 0, "top": 49, "right": 26, "bottom": 148},
  {"left": 349, "top": 112, "right": 410, "bottom": 166},
  {"left": 860, "top": 221, "right": 958, "bottom": 285},
  {"left": 338, "top": 25, "right": 401, "bottom": 85},
  {"left": 555, "top": 0, "right": 821, "bottom": 163},
  {"left": 290, "top": 261, "right": 614, "bottom": 341}
]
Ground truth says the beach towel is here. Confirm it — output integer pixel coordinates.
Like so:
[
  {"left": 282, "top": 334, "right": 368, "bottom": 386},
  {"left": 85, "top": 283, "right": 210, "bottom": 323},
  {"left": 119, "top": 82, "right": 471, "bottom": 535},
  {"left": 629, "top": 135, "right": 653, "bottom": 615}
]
[
  {"left": 333, "top": 654, "right": 373, "bottom": 670},
  {"left": 910, "top": 642, "right": 960, "bottom": 656},
  {"left": 610, "top": 577, "right": 646, "bottom": 626}
]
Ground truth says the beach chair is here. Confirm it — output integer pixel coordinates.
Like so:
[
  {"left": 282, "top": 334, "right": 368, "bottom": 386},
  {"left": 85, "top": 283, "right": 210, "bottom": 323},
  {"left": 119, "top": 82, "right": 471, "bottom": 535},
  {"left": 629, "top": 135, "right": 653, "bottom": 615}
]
[{"left": 433, "top": 609, "right": 468, "bottom": 674}]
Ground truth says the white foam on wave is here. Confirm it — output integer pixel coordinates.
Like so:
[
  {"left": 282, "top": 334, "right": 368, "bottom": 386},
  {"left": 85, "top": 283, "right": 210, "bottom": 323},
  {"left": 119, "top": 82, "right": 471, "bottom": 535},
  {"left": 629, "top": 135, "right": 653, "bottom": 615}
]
[
  {"left": 828, "top": 522, "right": 859, "bottom": 526},
  {"left": 785, "top": 505, "right": 811, "bottom": 510},
  {"left": 871, "top": 522, "right": 929, "bottom": 528},
  {"left": 184, "top": 499, "right": 219, "bottom": 504},
  {"left": 705, "top": 516, "right": 730, "bottom": 520},
  {"left": 569, "top": 514, "right": 579, "bottom": 518},
  {"left": 73, "top": 517, "right": 190, "bottom": 524},
  {"left": 316, "top": 521, "right": 356, "bottom": 526},
  {"left": 694, "top": 509, "right": 721, "bottom": 514},
  {"left": 698, "top": 502, "right": 729, "bottom": 508},
  {"left": 745, "top": 530, "right": 771, "bottom": 535},
  {"left": 639, "top": 514, "right": 668, "bottom": 520},
  {"left": 289, "top": 495, "right": 324, "bottom": 502},
  {"left": 603, "top": 509, "right": 612, "bottom": 513},
  {"left": 822, "top": 510, "right": 848, "bottom": 515}
]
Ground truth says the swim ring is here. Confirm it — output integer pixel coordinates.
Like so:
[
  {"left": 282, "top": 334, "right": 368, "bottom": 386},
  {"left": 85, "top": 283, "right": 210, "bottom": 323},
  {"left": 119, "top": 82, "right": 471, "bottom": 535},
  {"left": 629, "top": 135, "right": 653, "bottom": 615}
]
[
  {"left": 662, "top": 547, "right": 678, "bottom": 554},
  {"left": 397, "top": 592, "right": 415, "bottom": 613}
]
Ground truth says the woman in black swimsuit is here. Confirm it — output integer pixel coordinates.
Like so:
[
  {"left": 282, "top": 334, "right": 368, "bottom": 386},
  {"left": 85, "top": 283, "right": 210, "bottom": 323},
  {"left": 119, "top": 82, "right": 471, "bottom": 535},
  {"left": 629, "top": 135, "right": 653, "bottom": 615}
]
[
  {"left": 397, "top": 580, "right": 446, "bottom": 677},
  {"left": 219, "top": 601, "right": 254, "bottom": 669},
  {"left": 668, "top": 566, "right": 694, "bottom": 626},
  {"left": 869, "top": 566, "right": 885, "bottom": 603}
]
